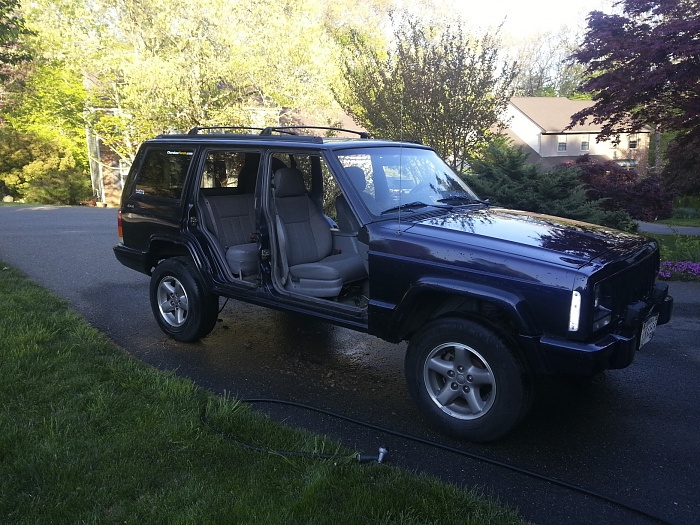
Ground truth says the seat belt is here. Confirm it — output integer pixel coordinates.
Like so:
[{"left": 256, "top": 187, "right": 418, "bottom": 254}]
[
  {"left": 201, "top": 195, "right": 223, "bottom": 245},
  {"left": 275, "top": 214, "right": 290, "bottom": 285}
]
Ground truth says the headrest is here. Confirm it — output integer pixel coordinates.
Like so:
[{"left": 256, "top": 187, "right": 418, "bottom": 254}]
[
  {"left": 274, "top": 168, "right": 307, "bottom": 198},
  {"left": 345, "top": 166, "right": 367, "bottom": 192}
]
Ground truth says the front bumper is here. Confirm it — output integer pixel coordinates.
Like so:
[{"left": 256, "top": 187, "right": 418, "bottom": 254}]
[{"left": 526, "top": 285, "right": 673, "bottom": 376}]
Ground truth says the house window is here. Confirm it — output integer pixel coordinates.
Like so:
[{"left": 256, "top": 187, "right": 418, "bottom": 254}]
[
  {"left": 557, "top": 135, "right": 567, "bottom": 152},
  {"left": 628, "top": 134, "right": 638, "bottom": 149},
  {"left": 580, "top": 135, "right": 590, "bottom": 151},
  {"left": 617, "top": 159, "right": 638, "bottom": 170}
]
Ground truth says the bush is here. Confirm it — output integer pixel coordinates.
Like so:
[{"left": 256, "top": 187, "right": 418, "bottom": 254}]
[
  {"left": 676, "top": 194, "right": 700, "bottom": 209},
  {"left": 661, "top": 134, "right": 700, "bottom": 196},
  {"left": 467, "top": 142, "right": 636, "bottom": 231},
  {"left": 570, "top": 156, "right": 675, "bottom": 221},
  {"left": 0, "top": 126, "right": 91, "bottom": 205},
  {"left": 672, "top": 195, "right": 700, "bottom": 219},
  {"left": 657, "top": 234, "right": 700, "bottom": 281},
  {"left": 672, "top": 207, "right": 700, "bottom": 219}
]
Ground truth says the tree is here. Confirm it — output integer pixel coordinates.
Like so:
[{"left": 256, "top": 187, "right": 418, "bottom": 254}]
[
  {"left": 512, "top": 28, "right": 587, "bottom": 98},
  {"left": 0, "top": 126, "right": 91, "bottom": 204},
  {"left": 570, "top": 0, "right": 700, "bottom": 193},
  {"left": 336, "top": 12, "right": 518, "bottom": 171},
  {"left": 5, "top": 62, "right": 87, "bottom": 156},
  {"left": 0, "top": 0, "right": 31, "bottom": 83},
  {"left": 0, "top": 62, "right": 91, "bottom": 203},
  {"left": 568, "top": 155, "right": 675, "bottom": 221},
  {"left": 3, "top": 0, "right": 396, "bottom": 204},
  {"left": 23, "top": 0, "right": 373, "bottom": 164},
  {"left": 467, "top": 140, "right": 636, "bottom": 231}
]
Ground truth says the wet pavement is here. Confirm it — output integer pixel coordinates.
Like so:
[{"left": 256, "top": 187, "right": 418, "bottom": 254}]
[{"left": 1, "top": 205, "right": 699, "bottom": 525}]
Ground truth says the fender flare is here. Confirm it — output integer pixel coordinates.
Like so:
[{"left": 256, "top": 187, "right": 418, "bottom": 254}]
[
  {"left": 381, "top": 276, "right": 539, "bottom": 342},
  {"left": 147, "top": 233, "right": 209, "bottom": 275}
]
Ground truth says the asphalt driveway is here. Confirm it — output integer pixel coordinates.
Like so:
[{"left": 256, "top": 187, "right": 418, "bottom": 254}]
[{"left": 1, "top": 204, "right": 698, "bottom": 525}]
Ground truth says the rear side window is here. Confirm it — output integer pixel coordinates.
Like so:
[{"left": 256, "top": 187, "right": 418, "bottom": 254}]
[
  {"left": 134, "top": 149, "right": 194, "bottom": 200},
  {"left": 200, "top": 150, "right": 260, "bottom": 192}
]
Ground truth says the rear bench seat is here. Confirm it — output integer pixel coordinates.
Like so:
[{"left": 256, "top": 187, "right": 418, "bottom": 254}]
[{"left": 199, "top": 189, "right": 258, "bottom": 278}]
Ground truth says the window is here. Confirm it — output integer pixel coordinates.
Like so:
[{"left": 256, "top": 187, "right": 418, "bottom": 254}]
[
  {"left": 628, "top": 134, "right": 638, "bottom": 149},
  {"left": 268, "top": 152, "right": 333, "bottom": 217},
  {"left": 200, "top": 150, "right": 260, "bottom": 190},
  {"left": 335, "top": 146, "right": 479, "bottom": 216},
  {"left": 617, "top": 159, "right": 638, "bottom": 170},
  {"left": 135, "top": 149, "right": 194, "bottom": 200},
  {"left": 320, "top": 159, "right": 341, "bottom": 221},
  {"left": 557, "top": 135, "right": 567, "bottom": 152},
  {"left": 580, "top": 136, "right": 590, "bottom": 151}
]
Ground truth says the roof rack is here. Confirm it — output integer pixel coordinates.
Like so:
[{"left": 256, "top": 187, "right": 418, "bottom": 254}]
[
  {"left": 187, "top": 126, "right": 265, "bottom": 135},
  {"left": 260, "top": 126, "right": 371, "bottom": 139}
]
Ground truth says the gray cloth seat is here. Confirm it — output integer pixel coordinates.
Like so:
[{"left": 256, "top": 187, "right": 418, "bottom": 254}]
[
  {"left": 225, "top": 243, "right": 258, "bottom": 277},
  {"left": 336, "top": 165, "right": 382, "bottom": 221},
  {"left": 274, "top": 167, "right": 367, "bottom": 297},
  {"left": 200, "top": 192, "right": 258, "bottom": 277}
]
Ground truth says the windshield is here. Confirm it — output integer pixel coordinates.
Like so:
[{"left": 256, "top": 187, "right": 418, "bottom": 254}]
[{"left": 334, "top": 146, "right": 481, "bottom": 216}]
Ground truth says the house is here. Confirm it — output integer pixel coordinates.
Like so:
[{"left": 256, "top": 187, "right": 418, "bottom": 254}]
[{"left": 505, "top": 97, "right": 650, "bottom": 171}]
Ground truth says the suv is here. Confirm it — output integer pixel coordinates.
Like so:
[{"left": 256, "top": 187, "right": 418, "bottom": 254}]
[{"left": 114, "top": 126, "right": 673, "bottom": 442}]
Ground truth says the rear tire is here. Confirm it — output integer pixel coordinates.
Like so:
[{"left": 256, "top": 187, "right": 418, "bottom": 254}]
[
  {"left": 405, "top": 317, "right": 531, "bottom": 442},
  {"left": 149, "top": 257, "right": 219, "bottom": 342}
]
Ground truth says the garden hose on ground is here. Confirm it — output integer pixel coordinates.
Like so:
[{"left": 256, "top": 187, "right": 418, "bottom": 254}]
[
  {"left": 200, "top": 397, "right": 674, "bottom": 525},
  {"left": 199, "top": 402, "right": 387, "bottom": 463}
]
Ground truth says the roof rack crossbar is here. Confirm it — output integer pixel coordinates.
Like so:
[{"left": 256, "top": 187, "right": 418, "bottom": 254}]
[
  {"left": 260, "top": 126, "right": 371, "bottom": 139},
  {"left": 188, "top": 126, "right": 266, "bottom": 135},
  {"left": 259, "top": 127, "right": 299, "bottom": 136}
]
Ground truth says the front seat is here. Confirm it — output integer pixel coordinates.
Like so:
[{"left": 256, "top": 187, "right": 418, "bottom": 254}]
[{"left": 274, "top": 167, "right": 367, "bottom": 297}]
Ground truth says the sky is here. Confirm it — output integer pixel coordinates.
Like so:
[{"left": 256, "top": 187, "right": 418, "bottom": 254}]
[{"left": 455, "top": 0, "right": 616, "bottom": 39}]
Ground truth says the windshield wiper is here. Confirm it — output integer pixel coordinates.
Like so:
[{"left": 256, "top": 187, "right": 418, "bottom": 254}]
[
  {"left": 437, "top": 196, "right": 490, "bottom": 206},
  {"left": 380, "top": 201, "right": 429, "bottom": 215}
]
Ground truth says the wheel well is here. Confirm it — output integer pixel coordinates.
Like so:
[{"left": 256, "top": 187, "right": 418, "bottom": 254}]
[
  {"left": 403, "top": 293, "right": 535, "bottom": 385},
  {"left": 402, "top": 293, "right": 520, "bottom": 346},
  {"left": 146, "top": 240, "right": 191, "bottom": 273}
]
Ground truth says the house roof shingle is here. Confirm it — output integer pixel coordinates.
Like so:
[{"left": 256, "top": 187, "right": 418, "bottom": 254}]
[{"left": 509, "top": 96, "right": 600, "bottom": 134}]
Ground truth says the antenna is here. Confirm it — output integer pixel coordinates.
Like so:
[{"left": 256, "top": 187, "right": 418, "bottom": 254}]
[{"left": 397, "top": 88, "right": 404, "bottom": 234}]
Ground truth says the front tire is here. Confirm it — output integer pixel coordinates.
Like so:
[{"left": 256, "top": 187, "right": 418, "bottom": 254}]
[
  {"left": 149, "top": 257, "right": 219, "bottom": 342},
  {"left": 405, "top": 317, "right": 531, "bottom": 442}
]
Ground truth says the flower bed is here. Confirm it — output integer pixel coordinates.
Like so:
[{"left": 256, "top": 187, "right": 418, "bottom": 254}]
[{"left": 659, "top": 261, "right": 700, "bottom": 281}]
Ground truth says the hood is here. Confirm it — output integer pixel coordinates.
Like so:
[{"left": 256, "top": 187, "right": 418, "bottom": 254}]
[{"left": 408, "top": 207, "right": 645, "bottom": 268}]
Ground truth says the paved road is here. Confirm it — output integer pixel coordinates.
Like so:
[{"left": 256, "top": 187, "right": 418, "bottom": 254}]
[
  {"left": 1, "top": 205, "right": 699, "bottom": 525},
  {"left": 637, "top": 220, "right": 700, "bottom": 236}
]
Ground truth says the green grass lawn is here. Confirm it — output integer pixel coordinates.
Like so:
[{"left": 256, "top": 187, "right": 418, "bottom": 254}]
[
  {"left": 651, "top": 232, "right": 700, "bottom": 281},
  {"left": 656, "top": 217, "right": 700, "bottom": 228},
  {"left": 0, "top": 263, "right": 525, "bottom": 525}
]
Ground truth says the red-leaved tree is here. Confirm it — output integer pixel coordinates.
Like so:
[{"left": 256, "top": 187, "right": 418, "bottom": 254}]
[
  {"left": 569, "top": 0, "right": 700, "bottom": 193},
  {"left": 0, "top": 0, "right": 31, "bottom": 83},
  {"left": 570, "top": 156, "right": 675, "bottom": 221}
]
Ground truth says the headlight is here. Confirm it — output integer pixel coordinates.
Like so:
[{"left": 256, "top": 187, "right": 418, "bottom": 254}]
[
  {"left": 569, "top": 291, "right": 581, "bottom": 332},
  {"left": 592, "top": 283, "right": 612, "bottom": 332}
]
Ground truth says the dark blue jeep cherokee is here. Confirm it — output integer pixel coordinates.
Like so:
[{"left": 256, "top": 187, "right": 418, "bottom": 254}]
[{"left": 114, "top": 126, "right": 673, "bottom": 441}]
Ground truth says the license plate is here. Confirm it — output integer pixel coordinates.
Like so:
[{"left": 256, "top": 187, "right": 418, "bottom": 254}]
[{"left": 640, "top": 314, "right": 659, "bottom": 349}]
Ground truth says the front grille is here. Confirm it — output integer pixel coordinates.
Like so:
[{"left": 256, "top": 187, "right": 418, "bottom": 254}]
[{"left": 601, "top": 247, "right": 659, "bottom": 320}]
